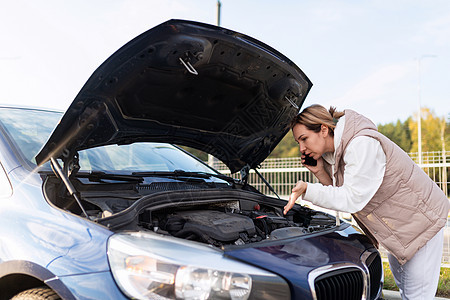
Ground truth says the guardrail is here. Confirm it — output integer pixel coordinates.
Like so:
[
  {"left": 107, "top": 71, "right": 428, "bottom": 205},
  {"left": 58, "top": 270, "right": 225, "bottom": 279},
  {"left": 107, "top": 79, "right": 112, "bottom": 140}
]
[{"left": 209, "top": 151, "right": 450, "bottom": 266}]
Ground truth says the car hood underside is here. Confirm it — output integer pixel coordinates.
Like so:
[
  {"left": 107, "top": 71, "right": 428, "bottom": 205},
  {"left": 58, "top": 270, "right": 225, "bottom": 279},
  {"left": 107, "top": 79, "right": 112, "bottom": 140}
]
[{"left": 35, "top": 19, "right": 311, "bottom": 173}]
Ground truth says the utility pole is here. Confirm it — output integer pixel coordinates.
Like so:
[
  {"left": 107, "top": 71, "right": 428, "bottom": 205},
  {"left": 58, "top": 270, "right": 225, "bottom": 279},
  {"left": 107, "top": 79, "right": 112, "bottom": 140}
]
[
  {"left": 441, "top": 118, "right": 447, "bottom": 197},
  {"left": 216, "top": 1, "right": 221, "bottom": 26},
  {"left": 208, "top": 1, "right": 222, "bottom": 169}
]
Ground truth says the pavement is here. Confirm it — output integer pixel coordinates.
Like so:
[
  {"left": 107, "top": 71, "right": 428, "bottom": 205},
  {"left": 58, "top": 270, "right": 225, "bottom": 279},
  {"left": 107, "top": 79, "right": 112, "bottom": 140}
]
[{"left": 382, "top": 290, "right": 448, "bottom": 299}]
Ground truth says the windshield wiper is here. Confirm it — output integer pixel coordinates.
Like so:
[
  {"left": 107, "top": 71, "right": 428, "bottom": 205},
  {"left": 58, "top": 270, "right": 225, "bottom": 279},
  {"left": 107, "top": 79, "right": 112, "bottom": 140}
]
[
  {"left": 76, "top": 171, "right": 144, "bottom": 183},
  {"left": 194, "top": 172, "right": 237, "bottom": 184}
]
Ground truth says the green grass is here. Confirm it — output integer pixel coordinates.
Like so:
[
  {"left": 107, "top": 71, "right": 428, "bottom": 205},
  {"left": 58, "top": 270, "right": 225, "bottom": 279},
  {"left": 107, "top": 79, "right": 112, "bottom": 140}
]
[
  {"left": 383, "top": 262, "right": 398, "bottom": 292},
  {"left": 383, "top": 262, "right": 450, "bottom": 298}
]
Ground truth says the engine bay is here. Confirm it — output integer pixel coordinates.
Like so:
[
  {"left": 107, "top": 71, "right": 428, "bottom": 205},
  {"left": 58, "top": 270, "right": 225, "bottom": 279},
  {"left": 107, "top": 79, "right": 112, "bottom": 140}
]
[
  {"left": 140, "top": 199, "right": 337, "bottom": 247},
  {"left": 43, "top": 176, "right": 338, "bottom": 248}
]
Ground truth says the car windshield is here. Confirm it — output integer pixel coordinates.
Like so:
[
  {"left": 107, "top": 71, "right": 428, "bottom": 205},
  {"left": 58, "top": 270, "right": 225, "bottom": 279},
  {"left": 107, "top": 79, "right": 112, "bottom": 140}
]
[{"left": 0, "top": 107, "right": 215, "bottom": 174}]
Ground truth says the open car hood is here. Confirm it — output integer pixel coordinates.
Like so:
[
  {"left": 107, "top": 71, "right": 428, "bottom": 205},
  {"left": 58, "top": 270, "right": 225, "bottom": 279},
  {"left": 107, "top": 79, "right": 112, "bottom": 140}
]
[{"left": 36, "top": 19, "right": 311, "bottom": 173}]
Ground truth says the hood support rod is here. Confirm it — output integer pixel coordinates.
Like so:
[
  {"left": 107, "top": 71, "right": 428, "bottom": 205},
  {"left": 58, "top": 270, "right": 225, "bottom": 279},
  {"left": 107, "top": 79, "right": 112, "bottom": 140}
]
[
  {"left": 254, "top": 168, "right": 280, "bottom": 199},
  {"left": 50, "top": 157, "right": 89, "bottom": 218}
]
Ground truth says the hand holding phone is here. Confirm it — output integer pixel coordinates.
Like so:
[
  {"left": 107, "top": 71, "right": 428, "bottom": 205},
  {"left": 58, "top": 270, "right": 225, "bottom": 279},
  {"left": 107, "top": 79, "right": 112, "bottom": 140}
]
[{"left": 303, "top": 153, "right": 317, "bottom": 166}]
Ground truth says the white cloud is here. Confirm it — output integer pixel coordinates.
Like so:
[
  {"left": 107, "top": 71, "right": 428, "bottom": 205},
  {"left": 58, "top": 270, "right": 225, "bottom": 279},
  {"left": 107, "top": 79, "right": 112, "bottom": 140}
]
[
  {"left": 415, "top": 13, "right": 450, "bottom": 46},
  {"left": 326, "top": 62, "right": 414, "bottom": 107}
]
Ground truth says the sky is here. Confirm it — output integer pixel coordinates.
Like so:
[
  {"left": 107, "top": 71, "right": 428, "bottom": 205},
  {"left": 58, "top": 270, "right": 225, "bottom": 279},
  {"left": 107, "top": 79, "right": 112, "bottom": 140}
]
[{"left": 0, "top": 0, "right": 449, "bottom": 124}]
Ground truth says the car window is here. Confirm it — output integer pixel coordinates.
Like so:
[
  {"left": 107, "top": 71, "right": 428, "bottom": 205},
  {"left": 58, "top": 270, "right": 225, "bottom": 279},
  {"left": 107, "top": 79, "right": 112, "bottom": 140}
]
[
  {"left": 0, "top": 108, "right": 61, "bottom": 165},
  {"left": 77, "top": 143, "right": 215, "bottom": 173},
  {"left": 0, "top": 108, "right": 216, "bottom": 174},
  {"left": 0, "top": 162, "right": 12, "bottom": 198}
]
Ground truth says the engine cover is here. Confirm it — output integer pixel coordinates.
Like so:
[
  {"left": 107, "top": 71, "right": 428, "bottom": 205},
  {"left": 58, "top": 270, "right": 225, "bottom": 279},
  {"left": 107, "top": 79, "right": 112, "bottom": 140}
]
[{"left": 170, "top": 210, "right": 256, "bottom": 242}]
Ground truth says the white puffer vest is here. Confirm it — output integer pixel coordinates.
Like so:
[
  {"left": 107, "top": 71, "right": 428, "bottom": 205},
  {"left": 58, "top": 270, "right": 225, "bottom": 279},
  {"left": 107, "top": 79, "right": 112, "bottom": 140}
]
[{"left": 328, "top": 110, "right": 449, "bottom": 264}]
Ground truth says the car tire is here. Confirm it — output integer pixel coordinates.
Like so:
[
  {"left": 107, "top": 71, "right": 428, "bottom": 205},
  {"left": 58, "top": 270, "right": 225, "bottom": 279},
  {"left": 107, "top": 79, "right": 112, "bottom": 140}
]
[{"left": 11, "top": 287, "right": 61, "bottom": 300}]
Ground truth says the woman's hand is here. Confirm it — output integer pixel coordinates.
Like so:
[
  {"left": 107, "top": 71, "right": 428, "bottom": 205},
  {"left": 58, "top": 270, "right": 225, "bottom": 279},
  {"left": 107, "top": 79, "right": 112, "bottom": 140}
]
[
  {"left": 301, "top": 154, "right": 324, "bottom": 173},
  {"left": 301, "top": 156, "right": 333, "bottom": 186},
  {"left": 283, "top": 180, "right": 307, "bottom": 215}
]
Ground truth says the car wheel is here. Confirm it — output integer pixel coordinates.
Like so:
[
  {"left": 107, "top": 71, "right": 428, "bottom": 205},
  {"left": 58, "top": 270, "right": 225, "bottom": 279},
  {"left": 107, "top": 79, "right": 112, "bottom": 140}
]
[{"left": 11, "top": 287, "right": 61, "bottom": 300}]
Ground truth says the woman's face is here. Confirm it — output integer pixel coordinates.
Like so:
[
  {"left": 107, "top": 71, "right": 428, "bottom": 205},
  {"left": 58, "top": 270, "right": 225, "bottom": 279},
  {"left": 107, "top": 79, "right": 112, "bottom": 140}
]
[{"left": 292, "top": 123, "right": 333, "bottom": 159}]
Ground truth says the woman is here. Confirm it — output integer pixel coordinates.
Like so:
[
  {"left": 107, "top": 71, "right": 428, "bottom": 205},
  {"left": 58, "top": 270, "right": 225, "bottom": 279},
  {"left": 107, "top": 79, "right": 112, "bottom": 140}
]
[{"left": 283, "top": 104, "right": 449, "bottom": 300}]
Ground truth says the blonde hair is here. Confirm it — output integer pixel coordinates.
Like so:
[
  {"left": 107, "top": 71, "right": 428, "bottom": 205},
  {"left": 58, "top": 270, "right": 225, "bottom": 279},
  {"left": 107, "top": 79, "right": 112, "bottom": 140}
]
[{"left": 290, "top": 104, "right": 345, "bottom": 136}]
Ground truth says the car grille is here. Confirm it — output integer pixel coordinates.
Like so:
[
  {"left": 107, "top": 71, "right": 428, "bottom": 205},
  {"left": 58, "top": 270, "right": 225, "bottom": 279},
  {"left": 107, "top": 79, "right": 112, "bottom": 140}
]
[
  {"left": 366, "top": 252, "right": 383, "bottom": 300},
  {"left": 314, "top": 268, "right": 364, "bottom": 300}
]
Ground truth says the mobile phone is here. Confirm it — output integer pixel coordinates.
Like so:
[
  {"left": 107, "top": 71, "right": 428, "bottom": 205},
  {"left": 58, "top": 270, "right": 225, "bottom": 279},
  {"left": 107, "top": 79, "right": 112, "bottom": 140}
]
[{"left": 303, "top": 153, "right": 317, "bottom": 166}]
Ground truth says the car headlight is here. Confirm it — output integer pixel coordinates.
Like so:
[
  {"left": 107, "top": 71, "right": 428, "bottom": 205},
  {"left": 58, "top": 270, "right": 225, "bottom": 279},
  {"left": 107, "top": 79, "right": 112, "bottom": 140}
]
[{"left": 107, "top": 232, "right": 289, "bottom": 300}]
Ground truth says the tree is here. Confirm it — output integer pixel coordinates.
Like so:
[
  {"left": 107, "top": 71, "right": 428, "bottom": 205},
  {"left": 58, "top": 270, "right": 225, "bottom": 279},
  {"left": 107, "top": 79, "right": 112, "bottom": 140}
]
[
  {"left": 268, "top": 131, "right": 299, "bottom": 158},
  {"left": 178, "top": 146, "right": 208, "bottom": 161},
  {"left": 378, "top": 119, "right": 412, "bottom": 152},
  {"left": 408, "top": 107, "right": 447, "bottom": 153}
]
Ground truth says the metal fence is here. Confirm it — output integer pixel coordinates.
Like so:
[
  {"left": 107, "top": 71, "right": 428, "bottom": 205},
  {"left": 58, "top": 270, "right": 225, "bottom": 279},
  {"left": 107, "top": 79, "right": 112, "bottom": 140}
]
[{"left": 209, "top": 151, "right": 450, "bottom": 266}]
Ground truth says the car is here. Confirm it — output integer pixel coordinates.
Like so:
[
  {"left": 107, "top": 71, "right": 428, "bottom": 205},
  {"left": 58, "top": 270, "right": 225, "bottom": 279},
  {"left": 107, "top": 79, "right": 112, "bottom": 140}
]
[{"left": 0, "top": 19, "right": 383, "bottom": 300}]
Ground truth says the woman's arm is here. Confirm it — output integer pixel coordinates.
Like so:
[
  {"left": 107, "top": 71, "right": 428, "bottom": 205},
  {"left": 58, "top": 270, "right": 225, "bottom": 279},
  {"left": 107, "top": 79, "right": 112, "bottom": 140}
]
[
  {"left": 284, "top": 157, "right": 332, "bottom": 215},
  {"left": 303, "top": 137, "right": 386, "bottom": 213},
  {"left": 312, "top": 168, "right": 333, "bottom": 186},
  {"left": 285, "top": 137, "right": 386, "bottom": 214}
]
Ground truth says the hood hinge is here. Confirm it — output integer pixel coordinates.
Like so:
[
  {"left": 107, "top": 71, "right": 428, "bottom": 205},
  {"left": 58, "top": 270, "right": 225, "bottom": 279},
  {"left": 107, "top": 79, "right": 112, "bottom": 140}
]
[
  {"left": 239, "top": 164, "right": 250, "bottom": 185},
  {"left": 61, "top": 148, "right": 80, "bottom": 178}
]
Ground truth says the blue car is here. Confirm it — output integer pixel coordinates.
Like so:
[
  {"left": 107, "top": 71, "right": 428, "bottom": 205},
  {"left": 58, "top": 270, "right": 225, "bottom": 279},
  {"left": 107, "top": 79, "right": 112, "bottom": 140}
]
[{"left": 0, "top": 20, "right": 383, "bottom": 300}]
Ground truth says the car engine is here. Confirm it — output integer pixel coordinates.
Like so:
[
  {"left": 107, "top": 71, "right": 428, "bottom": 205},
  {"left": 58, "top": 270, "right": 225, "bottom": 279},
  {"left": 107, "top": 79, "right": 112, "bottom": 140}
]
[{"left": 142, "top": 201, "right": 335, "bottom": 247}]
